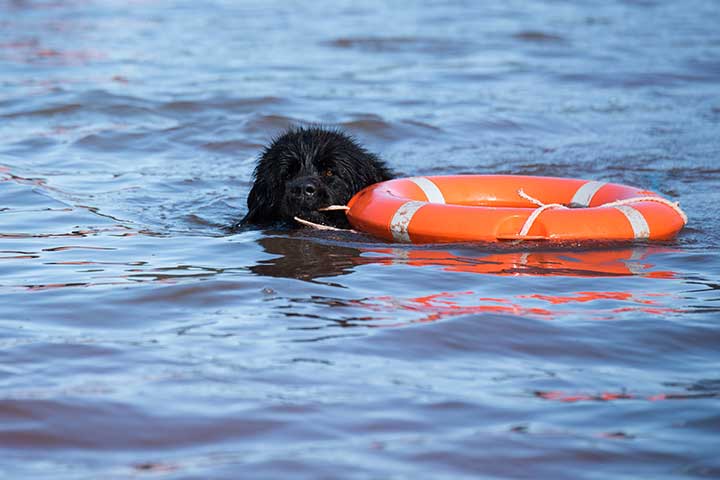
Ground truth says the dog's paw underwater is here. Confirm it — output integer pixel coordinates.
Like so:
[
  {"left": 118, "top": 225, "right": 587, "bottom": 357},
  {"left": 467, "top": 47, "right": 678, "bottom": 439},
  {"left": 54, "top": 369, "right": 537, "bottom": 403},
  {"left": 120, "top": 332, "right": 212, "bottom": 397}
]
[{"left": 240, "top": 127, "right": 394, "bottom": 229}]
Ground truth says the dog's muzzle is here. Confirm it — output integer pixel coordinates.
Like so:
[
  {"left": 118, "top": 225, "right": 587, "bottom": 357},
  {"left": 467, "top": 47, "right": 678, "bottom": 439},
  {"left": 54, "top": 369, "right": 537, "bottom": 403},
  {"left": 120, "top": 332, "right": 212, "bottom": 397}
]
[{"left": 288, "top": 176, "right": 322, "bottom": 200}]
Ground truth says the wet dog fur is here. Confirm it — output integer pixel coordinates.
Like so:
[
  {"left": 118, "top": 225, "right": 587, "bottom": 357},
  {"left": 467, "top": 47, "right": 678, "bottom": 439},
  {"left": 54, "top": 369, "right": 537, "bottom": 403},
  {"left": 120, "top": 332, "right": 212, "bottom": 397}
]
[{"left": 240, "top": 127, "right": 393, "bottom": 229}]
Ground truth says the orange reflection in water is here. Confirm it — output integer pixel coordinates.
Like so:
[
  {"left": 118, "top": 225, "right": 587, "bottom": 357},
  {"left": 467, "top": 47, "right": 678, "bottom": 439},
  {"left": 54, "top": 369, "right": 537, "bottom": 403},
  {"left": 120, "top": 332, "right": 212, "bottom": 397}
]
[
  {"left": 523, "top": 291, "right": 641, "bottom": 304},
  {"left": 335, "top": 246, "right": 682, "bottom": 326},
  {"left": 354, "top": 291, "right": 554, "bottom": 326},
  {"left": 521, "top": 290, "right": 682, "bottom": 318},
  {"left": 0, "top": 36, "right": 104, "bottom": 66},
  {"left": 352, "top": 286, "right": 680, "bottom": 326},
  {"left": 367, "top": 246, "right": 677, "bottom": 278},
  {"left": 536, "top": 390, "right": 719, "bottom": 403}
]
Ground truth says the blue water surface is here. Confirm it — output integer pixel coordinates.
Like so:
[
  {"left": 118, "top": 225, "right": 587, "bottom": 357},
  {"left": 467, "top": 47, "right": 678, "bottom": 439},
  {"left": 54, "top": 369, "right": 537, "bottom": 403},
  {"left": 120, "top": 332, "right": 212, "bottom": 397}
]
[{"left": 1, "top": 1, "right": 719, "bottom": 478}]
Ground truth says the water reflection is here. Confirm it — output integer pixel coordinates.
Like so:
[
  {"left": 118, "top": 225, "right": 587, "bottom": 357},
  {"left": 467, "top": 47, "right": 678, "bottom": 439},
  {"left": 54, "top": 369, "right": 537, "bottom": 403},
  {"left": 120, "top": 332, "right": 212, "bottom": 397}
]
[
  {"left": 371, "top": 246, "right": 677, "bottom": 278},
  {"left": 318, "top": 288, "right": 680, "bottom": 327},
  {"left": 250, "top": 235, "right": 366, "bottom": 282},
  {"left": 255, "top": 235, "right": 683, "bottom": 328},
  {"left": 0, "top": 1, "right": 104, "bottom": 66},
  {"left": 252, "top": 234, "right": 678, "bottom": 281},
  {"left": 536, "top": 378, "right": 720, "bottom": 403}
]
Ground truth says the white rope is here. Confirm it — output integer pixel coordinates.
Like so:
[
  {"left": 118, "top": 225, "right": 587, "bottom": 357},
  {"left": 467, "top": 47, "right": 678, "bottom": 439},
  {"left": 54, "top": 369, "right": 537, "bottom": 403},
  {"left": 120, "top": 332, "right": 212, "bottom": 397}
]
[
  {"left": 318, "top": 205, "right": 350, "bottom": 211},
  {"left": 293, "top": 216, "right": 352, "bottom": 231},
  {"left": 515, "top": 189, "right": 687, "bottom": 240},
  {"left": 517, "top": 189, "right": 568, "bottom": 237},
  {"left": 293, "top": 205, "right": 353, "bottom": 230},
  {"left": 598, "top": 196, "right": 688, "bottom": 224},
  {"left": 294, "top": 204, "right": 356, "bottom": 232}
]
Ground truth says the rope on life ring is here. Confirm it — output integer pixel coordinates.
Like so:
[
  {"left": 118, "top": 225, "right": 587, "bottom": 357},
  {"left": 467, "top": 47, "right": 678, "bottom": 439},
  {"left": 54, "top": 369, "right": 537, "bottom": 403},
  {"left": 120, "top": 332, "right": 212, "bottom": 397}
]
[{"left": 516, "top": 189, "right": 688, "bottom": 240}]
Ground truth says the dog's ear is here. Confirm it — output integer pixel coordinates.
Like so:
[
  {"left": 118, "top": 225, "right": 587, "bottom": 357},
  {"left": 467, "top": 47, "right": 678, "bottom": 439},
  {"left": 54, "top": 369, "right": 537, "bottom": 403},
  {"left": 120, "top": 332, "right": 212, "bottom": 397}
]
[
  {"left": 353, "top": 152, "right": 394, "bottom": 190},
  {"left": 369, "top": 155, "right": 394, "bottom": 184},
  {"left": 240, "top": 176, "right": 278, "bottom": 225}
]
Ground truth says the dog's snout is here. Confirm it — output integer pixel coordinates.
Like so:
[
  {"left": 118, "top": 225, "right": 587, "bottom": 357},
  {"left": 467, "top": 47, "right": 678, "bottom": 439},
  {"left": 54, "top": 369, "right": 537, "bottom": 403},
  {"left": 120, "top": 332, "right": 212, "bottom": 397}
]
[
  {"left": 289, "top": 177, "right": 320, "bottom": 199},
  {"left": 302, "top": 182, "right": 316, "bottom": 196}
]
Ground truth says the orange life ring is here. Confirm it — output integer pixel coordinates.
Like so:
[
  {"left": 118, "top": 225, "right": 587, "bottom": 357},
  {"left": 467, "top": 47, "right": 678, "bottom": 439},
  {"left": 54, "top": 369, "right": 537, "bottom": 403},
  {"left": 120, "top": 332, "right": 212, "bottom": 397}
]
[{"left": 346, "top": 175, "right": 687, "bottom": 243}]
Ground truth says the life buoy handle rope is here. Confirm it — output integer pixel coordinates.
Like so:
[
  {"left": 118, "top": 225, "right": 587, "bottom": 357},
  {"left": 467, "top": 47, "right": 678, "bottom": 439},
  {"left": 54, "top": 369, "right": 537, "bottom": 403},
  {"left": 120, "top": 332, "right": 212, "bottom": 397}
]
[
  {"left": 516, "top": 189, "right": 688, "bottom": 240},
  {"left": 516, "top": 189, "right": 569, "bottom": 238},
  {"left": 592, "top": 196, "right": 687, "bottom": 223}
]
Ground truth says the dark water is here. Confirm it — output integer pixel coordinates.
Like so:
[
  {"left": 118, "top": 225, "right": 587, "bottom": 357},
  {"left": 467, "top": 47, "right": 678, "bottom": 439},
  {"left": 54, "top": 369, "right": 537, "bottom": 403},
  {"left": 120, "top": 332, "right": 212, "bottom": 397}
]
[{"left": 2, "top": 0, "right": 720, "bottom": 478}]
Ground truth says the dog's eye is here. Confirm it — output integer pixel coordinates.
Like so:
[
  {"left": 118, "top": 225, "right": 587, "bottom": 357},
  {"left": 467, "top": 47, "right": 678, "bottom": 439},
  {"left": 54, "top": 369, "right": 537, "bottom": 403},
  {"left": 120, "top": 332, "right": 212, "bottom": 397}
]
[{"left": 324, "top": 169, "right": 333, "bottom": 177}]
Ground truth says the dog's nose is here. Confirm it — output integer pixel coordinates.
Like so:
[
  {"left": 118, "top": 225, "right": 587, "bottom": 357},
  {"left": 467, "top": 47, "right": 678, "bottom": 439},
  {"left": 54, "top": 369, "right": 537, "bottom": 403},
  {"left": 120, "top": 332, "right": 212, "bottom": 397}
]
[
  {"left": 289, "top": 177, "right": 319, "bottom": 199},
  {"left": 302, "top": 182, "right": 316, "bottom": 196}
]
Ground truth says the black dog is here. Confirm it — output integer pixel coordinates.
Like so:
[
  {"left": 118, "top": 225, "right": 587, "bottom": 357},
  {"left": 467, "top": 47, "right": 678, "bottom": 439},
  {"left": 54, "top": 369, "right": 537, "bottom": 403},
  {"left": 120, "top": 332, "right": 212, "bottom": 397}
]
[{"left": 240, "top": 126, "right": 393, "bottom": 229}]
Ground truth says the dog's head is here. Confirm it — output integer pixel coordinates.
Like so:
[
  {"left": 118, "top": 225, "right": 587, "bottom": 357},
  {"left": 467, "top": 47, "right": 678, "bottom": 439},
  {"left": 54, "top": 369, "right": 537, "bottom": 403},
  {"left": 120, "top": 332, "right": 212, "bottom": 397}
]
[{"left": 241, "top": 127, "right": 393, "bottom": 228}]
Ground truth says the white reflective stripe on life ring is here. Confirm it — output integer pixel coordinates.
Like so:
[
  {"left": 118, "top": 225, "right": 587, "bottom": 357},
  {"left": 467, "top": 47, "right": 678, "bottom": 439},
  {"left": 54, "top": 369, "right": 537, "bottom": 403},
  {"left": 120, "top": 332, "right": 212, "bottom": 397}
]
[
  {"left": 409, "top": 177, "right": 445, "bottom": 204},
  {"left": 615, "top": 205, "right": 650, "bottom": 239},
  {"left": 571, "top": 180, "right": 606, "bottom": 207},
  {"left": 390, "top": 201, "right": 426, "bottom": 243}
]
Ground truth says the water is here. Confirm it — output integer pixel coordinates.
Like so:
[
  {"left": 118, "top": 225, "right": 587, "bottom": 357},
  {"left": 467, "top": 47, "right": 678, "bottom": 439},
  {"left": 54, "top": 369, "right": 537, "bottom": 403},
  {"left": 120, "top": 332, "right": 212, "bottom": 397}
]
[{"left": 1, "top": 0, "right": 719, "bottom": 478}]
